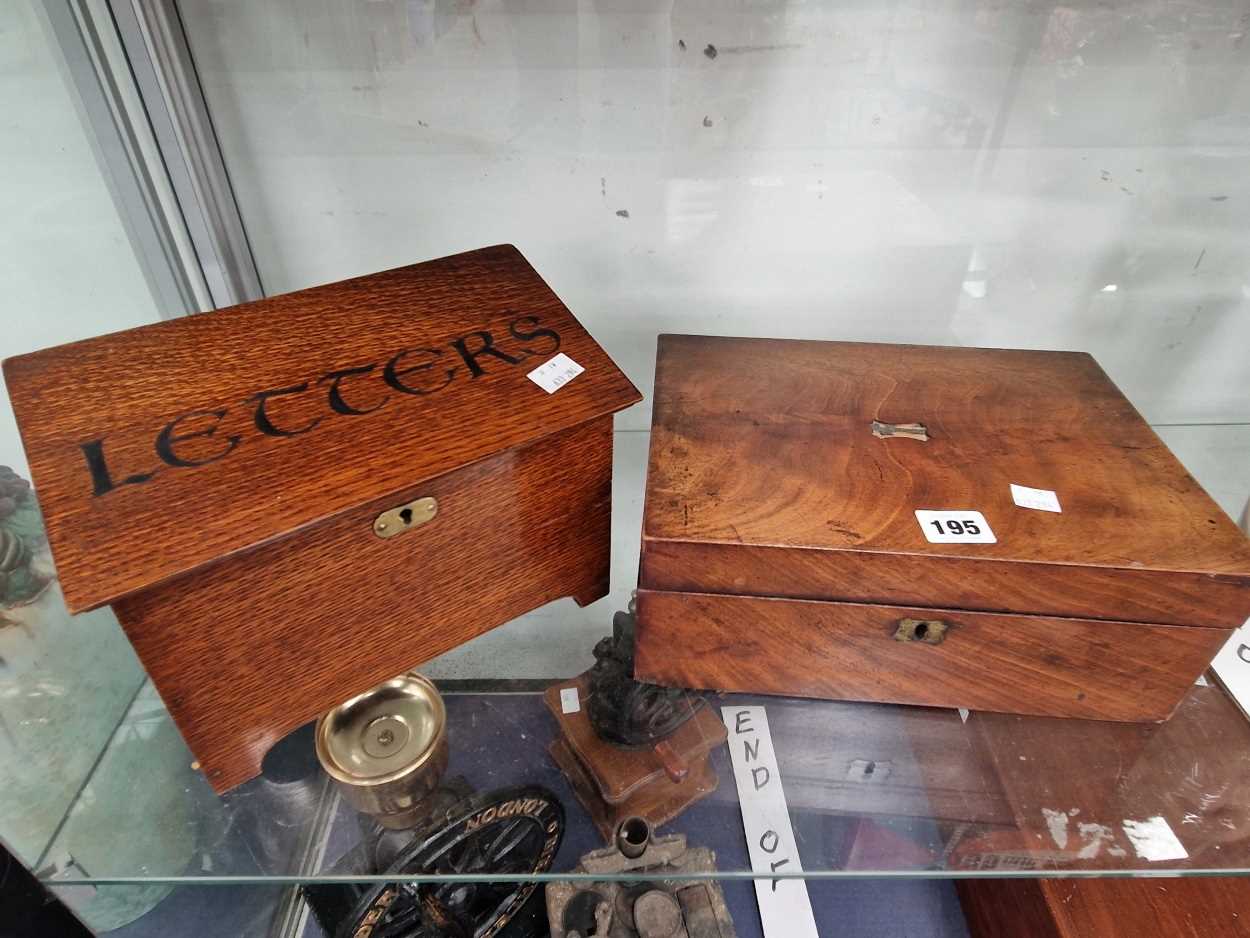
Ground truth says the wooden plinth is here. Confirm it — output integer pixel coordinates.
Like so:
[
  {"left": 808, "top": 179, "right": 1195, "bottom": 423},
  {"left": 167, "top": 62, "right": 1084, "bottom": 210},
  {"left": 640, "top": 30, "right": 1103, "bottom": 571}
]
[{"left": 544, "top": 674, "right": 726, "bottom": 840}]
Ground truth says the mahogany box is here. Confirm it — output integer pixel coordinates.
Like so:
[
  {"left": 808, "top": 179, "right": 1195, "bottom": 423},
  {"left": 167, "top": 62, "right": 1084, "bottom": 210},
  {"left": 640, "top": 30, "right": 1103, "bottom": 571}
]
[
  {"left": 634, "top": 335, "right": 1250, "bottom": 722},
  {"left": 3, "top": 245, "right": 640, "bottom": 791}
]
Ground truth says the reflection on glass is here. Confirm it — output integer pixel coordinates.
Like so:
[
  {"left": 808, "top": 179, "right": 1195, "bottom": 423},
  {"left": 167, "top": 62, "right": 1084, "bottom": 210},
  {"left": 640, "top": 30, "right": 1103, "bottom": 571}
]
[
  {"left": 0, "top": 0, "right": 161, "bottom": 921},
  {"left": 27, "top": 679, "right": 1250, "bottom": 883}
]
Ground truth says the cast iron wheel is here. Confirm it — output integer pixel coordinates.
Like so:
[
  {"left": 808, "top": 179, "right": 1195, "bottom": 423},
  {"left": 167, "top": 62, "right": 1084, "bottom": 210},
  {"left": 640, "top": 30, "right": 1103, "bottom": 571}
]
[{"left": 334, "top": 785, "right": 564, "bottom": 938}]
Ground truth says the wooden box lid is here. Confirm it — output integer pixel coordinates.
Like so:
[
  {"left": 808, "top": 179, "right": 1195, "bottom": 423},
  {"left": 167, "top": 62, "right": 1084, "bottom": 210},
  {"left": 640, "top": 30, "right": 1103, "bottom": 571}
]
[
  {"left": 640, "top": 335, "right": 1250, "bottom": 629},
  {"left": 4, "top": 245, "right": 640, "bottom": 613}
]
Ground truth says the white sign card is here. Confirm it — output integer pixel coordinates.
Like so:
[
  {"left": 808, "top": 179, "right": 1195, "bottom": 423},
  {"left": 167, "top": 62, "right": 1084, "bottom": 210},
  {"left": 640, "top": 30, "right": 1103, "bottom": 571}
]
[
  {"left": 1211, "top": 620, "right": 1250, "bottom": 723},
  {"left": 559, "top": 686, "right": 580, "bottom": 714},
  {"left": 914, "top": 510, "right": 997, "bottom": 544},
  {"left": 1010, "top": 483, "right": 1062, "bottom": 513},
  {"left": 526, "top": 352, "right": 584, "bottom": 393},
  {"left": 721, "top": 706, "right": 819, "bottom": 938}
]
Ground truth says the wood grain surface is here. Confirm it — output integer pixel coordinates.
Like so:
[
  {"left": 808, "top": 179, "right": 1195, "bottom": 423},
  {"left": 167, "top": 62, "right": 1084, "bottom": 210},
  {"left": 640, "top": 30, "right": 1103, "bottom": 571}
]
[
  {"left": 5, "top": 245, "right": 640, "bottom": 612},
  {"left": 639, "top": 540, "right": 1249, "bottom": 630},
  {"left": 957, "top": 877, "right": 1250, "bottom": 937},
  {"left": 633, "top": 590, "right": 1228, "bottom": 721},
  {"left": 640, "top": 334, "right": 1250, "bottom": 629},
  {"left": 948, "top": 681, "right": 1250, "bottom": 873},
  {"left": 117, "top": 416, "right": 616, "bottom": 792},
  {"left": 549, "top": 739, "right": 719, "bottom": 843},
  {"left": 544, "top": 675, "right": 726, "bottom": 802}
]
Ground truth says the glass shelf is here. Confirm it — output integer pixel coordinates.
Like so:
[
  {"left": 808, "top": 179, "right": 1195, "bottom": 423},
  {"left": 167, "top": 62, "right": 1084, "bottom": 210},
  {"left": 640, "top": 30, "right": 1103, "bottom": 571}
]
[
  {"left": 32, "top": 669, "right": 1250, "bottom": 888},
  {"left": 6, "top": 429, "right": 1248, "bottom": 938}
]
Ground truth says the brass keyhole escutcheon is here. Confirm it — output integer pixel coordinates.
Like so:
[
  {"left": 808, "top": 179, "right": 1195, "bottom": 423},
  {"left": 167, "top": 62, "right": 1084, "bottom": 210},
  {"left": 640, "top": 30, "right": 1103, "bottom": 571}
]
[
  {"left": 894, "top": 618, "right": 949, "bottom": 645},
  {"left": 374, "top": 496, "right": 438, "bottom": 538}
]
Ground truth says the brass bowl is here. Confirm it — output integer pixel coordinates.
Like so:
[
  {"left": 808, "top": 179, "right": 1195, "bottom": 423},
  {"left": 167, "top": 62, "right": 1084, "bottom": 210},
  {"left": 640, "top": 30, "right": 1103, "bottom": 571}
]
[{"left": 314, "top": 671, "right": 448, "bottom": 829}]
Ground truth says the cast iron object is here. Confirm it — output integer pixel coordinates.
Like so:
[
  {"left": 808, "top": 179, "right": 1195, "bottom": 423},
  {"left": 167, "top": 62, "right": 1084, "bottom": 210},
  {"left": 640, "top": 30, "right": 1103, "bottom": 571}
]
[
  {"left": 303, "top": 785, "right": 564, "bottom": 938},
  {"left": 358, "top": 776, "right": 475, "bottom": 875},
  {"left": 587, "top": 610, "right": 702, "bottom": 749},
  {"left": 545, "top": 816, "right": 737, "bottom": 938}
]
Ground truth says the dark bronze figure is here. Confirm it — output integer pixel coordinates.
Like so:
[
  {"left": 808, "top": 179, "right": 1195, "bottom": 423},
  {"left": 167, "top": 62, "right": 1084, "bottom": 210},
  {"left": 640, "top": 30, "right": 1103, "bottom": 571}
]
[
  {"left": 586, "top": 610, "right": 701, "bottom": 749},
  {"left": 546, "top": 604, "right": 727, "bottom": 841}
]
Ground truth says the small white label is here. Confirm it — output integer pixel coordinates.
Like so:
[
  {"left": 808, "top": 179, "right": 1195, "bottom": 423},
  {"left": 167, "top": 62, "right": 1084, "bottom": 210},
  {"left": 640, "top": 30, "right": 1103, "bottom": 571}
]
[
  {"left": 722, "top": 706, "right": 819, "bottom": 938},
  {"left": 1010, "top": 483, "right": 1062, "bottom": 513},
  {"left": 1211, "top": 620, "right": 1250, "bottom": 722},
  {"left": 1122, "top": 816, "right": 1188, "bottom": 861},
  {"left": 915, "top": 510, "right": 997, "bottom": 543},
  {"left": 527, "top": 353, "right": 584, "bottom": 393},
  {"left": 559, "top": 686, "right": 580, "bottom": 714},
  {"left": 958, "top": 708, "right": 970, "bottom": 723}
]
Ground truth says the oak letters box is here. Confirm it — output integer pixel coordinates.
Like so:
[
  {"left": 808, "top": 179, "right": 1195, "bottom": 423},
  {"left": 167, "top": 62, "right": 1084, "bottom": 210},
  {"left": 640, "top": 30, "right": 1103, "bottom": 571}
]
[
  {"left": 5, "top": 245, "right": 640, "bottom": 791},
  {"left": 635, "top": 335, "right": 1250, "bottom": 722}
]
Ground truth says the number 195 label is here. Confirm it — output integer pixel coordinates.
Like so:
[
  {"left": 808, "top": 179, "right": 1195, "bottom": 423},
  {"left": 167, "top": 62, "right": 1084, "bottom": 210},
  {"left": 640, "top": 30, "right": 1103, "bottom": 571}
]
[{"left": 914, "top": 510, "right": 997, "bottom": 544}]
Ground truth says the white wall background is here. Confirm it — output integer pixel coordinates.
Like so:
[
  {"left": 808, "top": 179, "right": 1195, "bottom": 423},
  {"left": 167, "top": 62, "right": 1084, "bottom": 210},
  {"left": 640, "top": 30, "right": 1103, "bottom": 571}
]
[
  {"left": 179, "top": 0, "right": 1250, "bottom": 432},
  {"left": 0, "top": 0, "right": 1242, "bottom": 889},
  {"left": 175, "top": 0, "right": 1250, "bottom": 676},
  {"left": 0, "top": 0, "right": 162, "bottom": 476},
  {"left": 0, "top": 0, "right": 1245, "bottom": 682}
]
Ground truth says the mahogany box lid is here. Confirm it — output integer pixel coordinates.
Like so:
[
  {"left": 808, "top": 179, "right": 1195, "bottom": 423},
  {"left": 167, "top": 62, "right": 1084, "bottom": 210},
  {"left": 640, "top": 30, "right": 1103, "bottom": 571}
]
[
  {"left": 640, "top": 334, "right": 1250, "bottom": 629},
  {"left": 4, "top": 245, "right": 640, "bottom": 613}
]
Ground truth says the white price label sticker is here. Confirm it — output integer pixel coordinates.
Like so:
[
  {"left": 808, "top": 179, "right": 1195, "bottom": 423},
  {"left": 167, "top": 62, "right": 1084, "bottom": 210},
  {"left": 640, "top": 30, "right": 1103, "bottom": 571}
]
[
  {"left": 559, "top": 687, "right": 580, "bottom": 714},
  {"left": 1010, "top": 483, "right": 1062, "bottom": 513},
  {"left": 915, "top": 510, "right": 996, "bottom": 543},
  {"left": 526, "top": 353, "right": 584, "bottom": 394},
  {"left": 1122, "top": 816, "right": 1188, "bottom": 861}
]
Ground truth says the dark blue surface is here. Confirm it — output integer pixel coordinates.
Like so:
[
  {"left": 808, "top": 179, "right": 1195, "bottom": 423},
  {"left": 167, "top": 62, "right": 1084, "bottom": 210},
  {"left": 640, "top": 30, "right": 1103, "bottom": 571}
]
[
  {"left": 96, "top": 691, "right": 970, "bottom": 937},
  {"left": 99, "top": 883, "right": 284, "bottom": 938},
  {"left": 298, "top": 692, "right": 970, "bottom": 938}
]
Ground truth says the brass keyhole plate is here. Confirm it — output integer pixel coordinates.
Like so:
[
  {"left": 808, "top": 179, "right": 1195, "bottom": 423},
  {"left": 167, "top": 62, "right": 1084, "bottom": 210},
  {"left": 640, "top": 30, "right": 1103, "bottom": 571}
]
[
  {"left": 374, "top": 496, "right": 437, "bottom": 538},
  {"left": 894, "top": 618, "right": 949, "bottom": 645}
]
